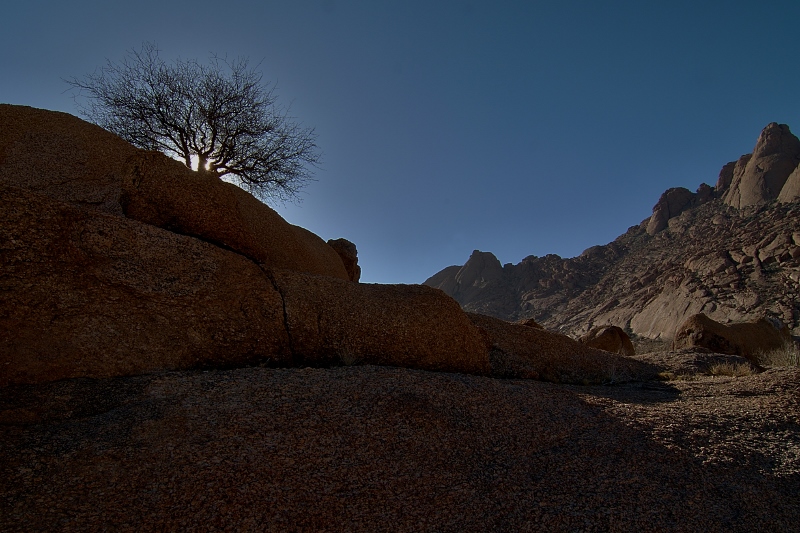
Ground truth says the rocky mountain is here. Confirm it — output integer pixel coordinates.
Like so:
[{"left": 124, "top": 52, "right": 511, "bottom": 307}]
[{"left": 425, "top": 123, "right": 800, "bottom": 340}]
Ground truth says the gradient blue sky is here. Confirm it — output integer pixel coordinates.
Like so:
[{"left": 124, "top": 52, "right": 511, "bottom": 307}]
[{"left": 3, "top": 1, "right": 800, "bottom": 283}]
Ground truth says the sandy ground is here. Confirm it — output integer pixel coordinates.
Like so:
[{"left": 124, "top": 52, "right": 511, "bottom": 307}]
[{"left": 1, "top": 356, "right": 798, "bottom": 532}]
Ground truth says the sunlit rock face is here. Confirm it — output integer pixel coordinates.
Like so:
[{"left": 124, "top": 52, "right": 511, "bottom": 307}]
[
  {"left": 777, "top": 164, "right": 800, "bottom": 203},
  {"left": 722, "top": 122, "right": 800, "bottom": 209}
]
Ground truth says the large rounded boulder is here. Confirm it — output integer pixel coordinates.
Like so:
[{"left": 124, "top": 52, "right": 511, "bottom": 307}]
[
  {"left": 673, "top": 313, "right": 792, "bottom": 363},
  {"left": 579, "top": 325, "right": 636, "bottom": 356},
  {"left": 270, "top": 270, "right": 491, "bottom": 374},
  {"left": 468, "top": 314, "right": 657, "bottom": 384},
  {"left": 121, "top": 151, "right": 349, "bottom": 280},
  {"left": 0, "top": 182, "right": 292, "bottom": 386}
]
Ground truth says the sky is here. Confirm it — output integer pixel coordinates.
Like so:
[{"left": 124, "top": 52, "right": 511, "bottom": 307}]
[{"left": 3, "top": 1, "right": 800, "bottom": 284}]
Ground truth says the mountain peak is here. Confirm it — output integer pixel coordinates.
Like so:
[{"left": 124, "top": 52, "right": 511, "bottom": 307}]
[{"left": 722, "top": 122, "right": 800, "bottom": 208}]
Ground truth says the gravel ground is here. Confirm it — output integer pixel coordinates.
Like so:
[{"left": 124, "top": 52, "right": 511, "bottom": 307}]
[{"left": 1, "top": 359, "right": 798, "bottom": 532}]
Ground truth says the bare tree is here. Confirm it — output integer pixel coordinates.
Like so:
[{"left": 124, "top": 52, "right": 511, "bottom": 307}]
[{"left": 66, "top": 42, "right": 320, "bottom": 203}]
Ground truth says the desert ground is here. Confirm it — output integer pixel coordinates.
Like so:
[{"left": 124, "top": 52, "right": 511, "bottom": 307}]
[{"left": 2, "top": 351, "right": 798, "bottom": 532}]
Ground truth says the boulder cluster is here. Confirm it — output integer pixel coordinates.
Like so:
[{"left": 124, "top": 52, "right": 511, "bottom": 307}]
[{"left": 0, "top": 105, "right": 655, "bottom": 387}]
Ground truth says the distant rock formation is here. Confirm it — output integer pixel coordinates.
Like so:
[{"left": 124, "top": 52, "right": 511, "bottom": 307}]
[
  {"left": 426, "top": 123, "right": 800, "bottom": 342},
  {"left": 435, "top": 250, "right": 505, "bottom": 303},
  {"left": 672, "top": 313, "right": 792, "bottom": 362},
  {"left": 777, "top": 164, "right": 800, "bottom": 203},
  {"left": 579, "top": 326, "right": 635, "bottom": 356},
  {"left": 721, "top": 122, "right": 800, "bottom": 208},
  {"left": 646, "top": 186, "right": 711, "bottom": 236}
]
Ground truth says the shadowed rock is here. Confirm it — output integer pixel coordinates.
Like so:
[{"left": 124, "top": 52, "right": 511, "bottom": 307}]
[
  {"left": 0, "top": 104, "right": 138, "bottom": 212},
  {"left": 121, "top": 151, "right": 349, "bottom": 280},
  {"left": 0, "top": 105, "right": 521, "bottom": 387},
  {"left": 468, "top": 314, "right": 657, "bottom": 383},
  {"left": 327, "top": 238, "right": 361, "bottom": 282},
  {"left": 2, "top": 105, "right": 503, "bottom": 385},
  {"left": 271, "top": 270, "right": 490, "bottom": 374},
  {"left": 672, "top": 313, "right": 792, "bottom": 363},
  {"left": 517, "top": 317, "right": 544, "bottom": 329},
  {"left": 0, "top": 182, "right": 292, "bottom": 386},
  {"left": 579, "top": 326, "right": 635, "bottom": 356},
  {"left": 714, "top": 160, "right": 737, "bottom": 195}
]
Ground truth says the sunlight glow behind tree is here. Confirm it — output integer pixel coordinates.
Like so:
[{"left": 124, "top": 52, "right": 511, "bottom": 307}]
[{"left": 66, "top": 42, "right": 321, "bottom": 203}]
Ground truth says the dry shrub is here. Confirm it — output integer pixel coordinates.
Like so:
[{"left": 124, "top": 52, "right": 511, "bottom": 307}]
[
  {"left": 657, "top": 360, "right": 755, "bottom": 381},
  {"left": 656, "top": 371, "right": 699, "bottom": 382},
  {"left": 707, "top": 362, "right": 754, "bottom": 377},
  {"left": 756, "top": 341, "right": 800, "bottom": 367},
  {"left": 337, "top": 345, "right": 363, "bottom": 367}
]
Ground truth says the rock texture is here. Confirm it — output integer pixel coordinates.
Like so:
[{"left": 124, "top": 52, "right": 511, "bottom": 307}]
[
  {"left": 426, "top": 250, "right": 505, "bottom": 307},
  {"left": 579, "top": 325, "right": 636, "bottom": 356},
  {"left": 426, "top": 124, "right": 800, "bottom": 341},
  {"left": 778, "top": 163, "right": 800, "bottom": 203},
  {"left": 122, "top": 152, "right": 350, "bottom": 280},
  {"left": 647, "top": 187, "right": 698, "bottom": 235},
  {"left": 1, "top": 104, "right": 644, "bottom": 388},
  {"left": 0, "top": 181, "right": 292, "bottom": 385},
  {"left": 0, "top": 105, "right": 488, "bottom": 384},
  {"left": 271, "top": 270, "right": 490, "bottom": 375},
  {"left": 0, "top": 104, "right": 138, "bottom": 212},
  {"left": 673, "top": 313, "right": 792, "bottom": 362},
  {"left": 469, "top": 314, "right": 654, "bottom": 383},
  {"left": 0, "top": 177, "right": 497, "bottom": 385},
  {"left": 722, "top": 122, "right": 800, "bottom": 208}
]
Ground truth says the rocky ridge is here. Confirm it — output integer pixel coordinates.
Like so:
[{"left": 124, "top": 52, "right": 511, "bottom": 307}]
[
  {"left": 425, "top": 123, "right": 800, "bottom": 340},
  {"left": 1, "top": 104, "right": 651, "bottom": 387}
]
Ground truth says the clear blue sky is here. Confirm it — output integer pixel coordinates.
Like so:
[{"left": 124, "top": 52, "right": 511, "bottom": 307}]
[{"left": 3, "top": 1, "right": 799, "bottom": 283}]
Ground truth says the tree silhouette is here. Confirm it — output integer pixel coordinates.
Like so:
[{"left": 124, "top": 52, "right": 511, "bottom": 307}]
[{"left": 66, "top": 42, "right": 320, "bottom": 203}]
